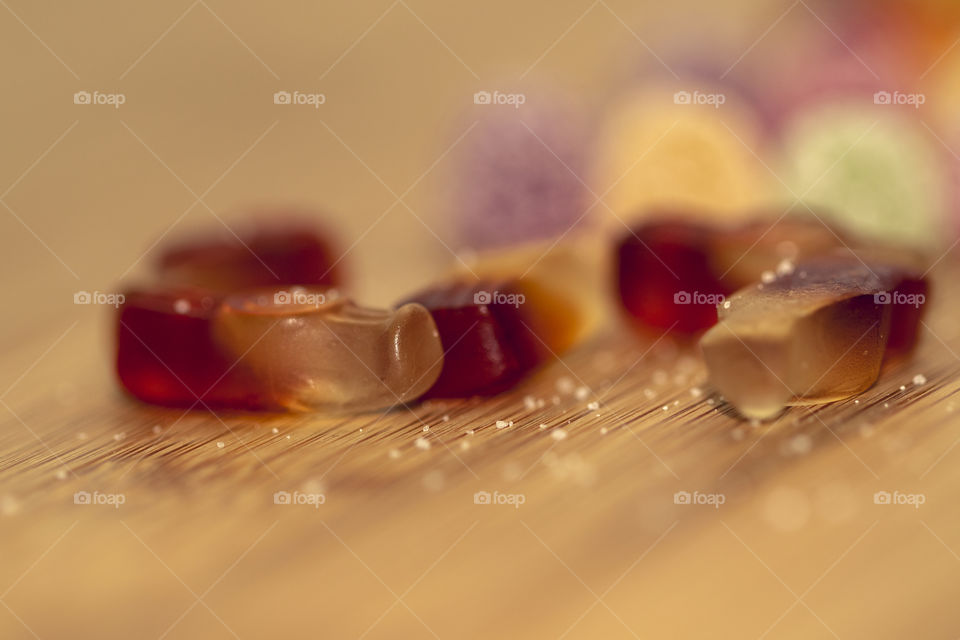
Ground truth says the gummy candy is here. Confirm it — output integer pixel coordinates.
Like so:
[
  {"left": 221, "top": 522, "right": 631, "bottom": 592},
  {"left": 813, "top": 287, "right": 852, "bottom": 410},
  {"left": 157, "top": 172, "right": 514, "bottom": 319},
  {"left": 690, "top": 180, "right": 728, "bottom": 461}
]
[
  {"left": 616, "top": 215, "right": 841, "bottom": 334},
  {"left": 453, "top": 105, "right": 592, "bottom": 250},
  {"left": 781, "top": 105, "right": 949, "bottom": 249},
  {"left": 402, "top": 281, "right": 526, "bottom": 397},
  {"left": 211, "top": 287, "right": 443, "bottom": 411},
  {"left": 450, "top": 240, "right": 603, "bottom": 349},
  {"left": 404, "top": 241, "right": 596, "bottom": 397},
  {"left": 401, "top": 274, "right": 584, "bottom": 398},
  {"left": 158, "top": 218, "right": 342, "bottom": 292},
  {"left": 700, "top": 250, "right": 927, "bottom": 420},
  {"left": 617, "top": 219, "right": 724, "bottom": 333},
  {"left": 594, "top": 89, "right": 773, "bottom": 222},
  {"left": 116, "top": 287, "right": 275, "bottom": 410}
]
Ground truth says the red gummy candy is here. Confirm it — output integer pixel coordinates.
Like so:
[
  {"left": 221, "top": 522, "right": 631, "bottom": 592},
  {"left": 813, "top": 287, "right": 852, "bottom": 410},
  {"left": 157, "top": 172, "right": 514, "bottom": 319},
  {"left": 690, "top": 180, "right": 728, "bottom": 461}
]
[
  {"left": 616, "top": 216, "right": 842, "bottom": 335},
  {"left": 115, "top": 287, "right": 276, "bottom": 410},
  {"left": 617, "top": 221, "right": 725, "bottom": 334},
  {"left": 401, "top": 281, "right": 544, "bottom": 398},
  {"left": 158, "top": 220, "right": 341, "bottom": 292}
]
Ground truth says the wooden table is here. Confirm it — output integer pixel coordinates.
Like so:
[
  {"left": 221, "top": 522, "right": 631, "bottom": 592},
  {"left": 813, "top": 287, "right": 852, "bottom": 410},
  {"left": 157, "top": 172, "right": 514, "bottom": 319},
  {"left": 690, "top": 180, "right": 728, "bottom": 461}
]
[{"left": 2, "top": 262, "right": 959, "bottom": 639}]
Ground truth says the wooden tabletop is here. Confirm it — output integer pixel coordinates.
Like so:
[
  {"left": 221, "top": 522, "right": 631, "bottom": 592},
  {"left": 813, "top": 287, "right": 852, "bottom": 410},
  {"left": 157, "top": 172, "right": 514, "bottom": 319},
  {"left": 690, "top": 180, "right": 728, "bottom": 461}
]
[{"left": 2, "top": 259, "right": 959, "bottom": 639}]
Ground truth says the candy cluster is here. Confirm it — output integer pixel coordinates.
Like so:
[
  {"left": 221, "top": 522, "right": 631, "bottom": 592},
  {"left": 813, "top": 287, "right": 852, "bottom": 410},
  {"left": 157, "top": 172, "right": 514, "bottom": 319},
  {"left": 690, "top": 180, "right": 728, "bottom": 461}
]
[
  {"left": 616, "top": 216, "right": 930, "bottom": 419},
  {"left": 114, "top": 222, "right": 592, "bottom": 412},
  {"left": 115, "top": 210, "right": 929, "bottom": 421}
]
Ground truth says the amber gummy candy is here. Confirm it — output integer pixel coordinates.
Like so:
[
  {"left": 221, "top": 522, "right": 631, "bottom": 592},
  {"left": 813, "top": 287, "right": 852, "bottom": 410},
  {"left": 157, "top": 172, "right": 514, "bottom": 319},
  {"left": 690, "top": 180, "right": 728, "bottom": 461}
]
[
  {"left": 116, "top": 287, "right": 275, "bottom": 410},
  {"left": 616, "top": 215, "right": 840, "bottom": 334},
  {"left": 158, "top": 219, "right": 341, "bottom": 291},
  {"left": 401, "top": 278, "right": 582, "bottom": 398},
  {"left": 700, "top": 251, "right": 928, "bottom": 420},
  {"left": 212, "top": 287, "right": 443, "bottom": 411}
]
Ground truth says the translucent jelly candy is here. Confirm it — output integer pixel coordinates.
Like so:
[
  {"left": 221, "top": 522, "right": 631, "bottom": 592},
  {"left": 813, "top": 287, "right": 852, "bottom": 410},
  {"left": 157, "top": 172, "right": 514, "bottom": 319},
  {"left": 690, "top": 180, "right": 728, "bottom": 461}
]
[
  {"left": 158, "top": 218, "right": 341, "bottom": 291},
  {"left": 116, "top": 287, "right": 275, "bottom": 410},
  {"left": 402, "top": 282, "right": 526, "bottom": 397},
  {"left": 708, "top": 215, "right": 841, "bottom": 290},
  {"left": 700, "top": 251, "right": 928, "bottom": 420},
  {"left": 406, "top": 241, "right": 599, "bottom": 398},
  {"left": 451, "top": 240, "right": 603, "bottom": 347},
  {"left": 617, "top": 220, "right": 724, "bottom": 333},
  {"left": 616, "top": 216, "right": 841, "bottom": 334},
  {"left": 212, "top": 288, "right": 443, "bottom": 411}
]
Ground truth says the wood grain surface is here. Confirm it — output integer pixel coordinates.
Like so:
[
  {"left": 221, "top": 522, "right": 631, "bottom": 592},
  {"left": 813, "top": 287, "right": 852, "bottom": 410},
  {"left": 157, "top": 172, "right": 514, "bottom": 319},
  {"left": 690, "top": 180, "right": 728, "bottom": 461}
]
[{"left": 2, "top": 261, "right": 960, "bottom": 639}]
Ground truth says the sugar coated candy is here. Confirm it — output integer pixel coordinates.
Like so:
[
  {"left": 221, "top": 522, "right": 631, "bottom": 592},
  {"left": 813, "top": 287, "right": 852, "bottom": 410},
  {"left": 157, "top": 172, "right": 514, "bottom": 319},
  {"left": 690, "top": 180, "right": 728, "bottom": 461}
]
[
  {"left": 595, "top": 88, "right": 773, "bottom": 222},
  {"left": 453, "top": 104, "right": 592, "bottom": 250},
  {"left": 781, "top": 105, "right": 949, "bottom": 249},
  {"left": 158, "top": 217, "right": 342, "bottom": 291},
  {"left": 212, "top": 287, "right": 443, "bottom": 411},
  {"left": 700, "top": 250, "right": 928, "bottom": 420},
  {"left": 116, "top": 287, "right": 276, "bottom": 410}
]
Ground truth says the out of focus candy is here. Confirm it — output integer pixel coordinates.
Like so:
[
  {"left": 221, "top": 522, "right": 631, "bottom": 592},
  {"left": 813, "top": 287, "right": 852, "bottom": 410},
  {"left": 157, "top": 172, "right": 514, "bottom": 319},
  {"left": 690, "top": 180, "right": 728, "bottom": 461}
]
[
  {"left": 452, "top": 240, "right": 605, "bottom": 346},
  {"left": 781, "top": 104, "right": 950, "bottom": 249},
  {"left": 616, "top": 215, "right": 842, "bottom": 334},
  {"left": 212, "top": 287, "right": 443, "bottom": 411},
  {"left": 402, "top": 238, "right": 596, "bottom": 397},
  {"left": 595, "top": 89, "right": 773, "bottom": 223},
  {"left": 402, "top": 275, "right": 582, "bottom": 398},
  {"left": 452, "top": 105, "right": 593, "bottom": 250},
  {"left": 700, "top": 250, "right": 928, "bottom": 420},
  {"left": 116, "top": 287, "right": 274, "bottom": 410},
  {"left": 158, "top": 218, "right": 342, "bottom": 291}
]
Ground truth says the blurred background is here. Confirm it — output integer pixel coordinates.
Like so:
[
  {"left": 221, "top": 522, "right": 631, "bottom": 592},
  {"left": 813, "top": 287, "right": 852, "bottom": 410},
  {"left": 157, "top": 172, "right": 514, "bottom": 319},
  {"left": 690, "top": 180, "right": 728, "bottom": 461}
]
[{"left": 4, "top": 0, "right": 960, "bottom": 337}]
